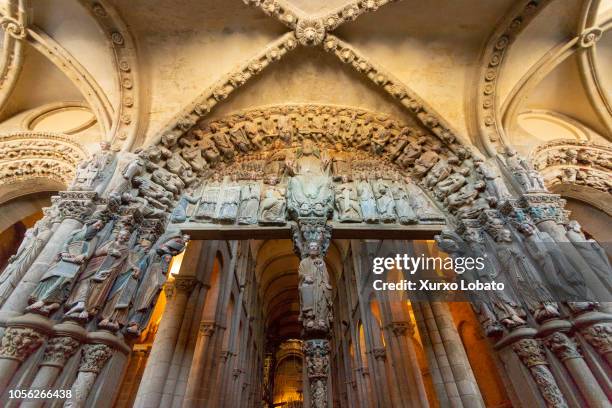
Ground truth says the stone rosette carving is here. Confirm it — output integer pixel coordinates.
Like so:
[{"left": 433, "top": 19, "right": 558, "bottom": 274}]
[
  {"left": 0, "top": 326, "right": 45, "bottom": 362},
  {"left": 42, "top": 336, "right": 81, "bottom": 367},
  {"left": 296, "top": 19, "right": 325, "bottom": 46}
]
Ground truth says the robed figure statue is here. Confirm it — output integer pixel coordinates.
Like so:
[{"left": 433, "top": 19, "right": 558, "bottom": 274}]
[
  {"left": 26, "top": 219, "right": 105, "bottom": 315},
  {"left": 298, "top": 242, "right": 333, "bottom": 335}
]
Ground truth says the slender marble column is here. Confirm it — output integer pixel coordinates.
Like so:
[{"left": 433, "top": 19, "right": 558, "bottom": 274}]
[
  {"left": 181, "top": 320, "right": 216, "bottom": 407},
  {"left": 133, "top": 277, "right": 196, "bottom": 408}
]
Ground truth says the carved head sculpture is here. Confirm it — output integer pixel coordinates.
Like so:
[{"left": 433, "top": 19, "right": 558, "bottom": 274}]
[
  {"left": 139, "top": 238, "right": 153, "bottom": 250},
  {"left": 518, "top": 222, "right": 536, "bottom": 236},
  {"left": 85, "top": 219, "right": 105, "bottom": 239},
  {"left": 100, "top": 141, "right": 111, "bottom": 151},
  {"left": 504, "top": 146, "right": 518, "bottom": 157},
  {"left": 567, "top": 220, "right": 582, "bottom": 233},
  {"left": 308, "top": 241, "right": 321, "bottom": 258},
  {"left": 497, "top": 228, "right": 513, "bottom": 243},
  {"left": 117, "top": 229, "right": 131, "bottom": 243},
  {"left": 302, "top": 139, "right": 315, "bottom": 156},
  {"left": 341, "top": 175, "right": 349, "bottom": 184}
]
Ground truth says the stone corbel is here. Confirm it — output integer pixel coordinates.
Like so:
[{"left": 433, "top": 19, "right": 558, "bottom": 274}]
[{"left": 291, "top": 217, "right": 332, "bottom": 258}]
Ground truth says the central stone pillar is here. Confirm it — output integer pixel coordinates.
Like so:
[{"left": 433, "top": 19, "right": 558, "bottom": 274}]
[{"left": 292, "top": 217, "right": 333, "bottom": 408}]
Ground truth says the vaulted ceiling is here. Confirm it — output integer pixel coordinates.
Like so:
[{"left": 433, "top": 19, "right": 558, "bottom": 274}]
[{"left": 0, "top": 0, "right": 610, "bottom": 185}]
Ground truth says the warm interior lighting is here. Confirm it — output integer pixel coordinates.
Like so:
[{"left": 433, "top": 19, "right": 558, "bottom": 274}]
[{"left": 168, "top": 242, "right": 188, "bottom": 275}]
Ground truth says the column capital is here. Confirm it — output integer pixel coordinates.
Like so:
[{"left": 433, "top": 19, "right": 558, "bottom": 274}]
[
  {"left": 78, "top": 343, "right": 113, "bottom": 374},
  {"left": 388, "top": 321, "right": 411, "bottom": 337},
  {"left": 581, "top": 322, "right": 612, "bottom": 355},
  {"left": 544, "top": 332, "right": 581, "bottom": 362},
  {"left": 0, "top": 326, "right": 46, "bottom": 362},
  {"left": 372, "top": 347, "right": 386, "bottom": 361},
  {"left": 173, "top": 276, "right": 198, "bottom": 293},
  {"left": 56, "top": 191, "right": 98, "bottom": 222},
  {"left": 199, "top": 320, "right": 216, "bottom": 337},
  {"left": 41, "top": 336, "right": 81, "bottom": 367},
  {"left": 512, "top": 338, "right": 547, "bottom": 367}
]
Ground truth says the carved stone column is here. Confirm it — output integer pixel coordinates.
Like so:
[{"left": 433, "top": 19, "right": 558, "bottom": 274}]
[
  {"left": 64, "top": 343, "right": 114, "bottom": 408},
  {"left": 419, "top": 302, "right": 484, "bottom": 408},
  {"left": 0, "top": 313, "right": 52, "bottom": 394},
  {"left": 304, "top": 339, "right": 331, "bottom": 408},
  {"left": 133, "top": 276, "right": 196, "bottom": 408},
  {"left": 292, "top": 217, "right": 333, "bottom": 408},
  {"left": 543, "top": 331, "right": 608, "bottom": 407},
  {"left": 182, "top": 319, "right": 216, "bottom": 407},
  {"left": 580, "top": 321, "right": 612, "bottom": 365},
  {"left": 387, "top": 321, "right": 429, "bottom": 408},
  {"left": 23, "top": 322, "right": 86, "bottom": 408},
  {"left": 0, "top": 191, "right": 96, "bottom": 321},
  {"left": 512, "top": 338, "right": 569, "bottom": 408}
]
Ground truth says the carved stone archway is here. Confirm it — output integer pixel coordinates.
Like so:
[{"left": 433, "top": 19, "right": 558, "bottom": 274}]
[{"left": 0, "top": 104, "right": 610, "bottom": 408}]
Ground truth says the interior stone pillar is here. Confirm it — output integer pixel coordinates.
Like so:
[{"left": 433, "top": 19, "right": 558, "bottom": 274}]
[
  {"left": 159, "top": 284, "right": 200, "bottom": 407},
  {"left": 386, "top": 321, "right": 429, "bottom": 408},
  {"left": 133, "top": 276, "right": 196, "bottom": 408},
  {"left": 418, "top": 302, "right": 485, "bottom": 408}
]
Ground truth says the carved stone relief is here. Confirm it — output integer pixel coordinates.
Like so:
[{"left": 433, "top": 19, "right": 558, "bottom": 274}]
[
  {"left": 159, "top": 105, "right": 459, "bottom": 228},
  {"left": 0, "top": 132, "right": 88, "bottom": 188}
]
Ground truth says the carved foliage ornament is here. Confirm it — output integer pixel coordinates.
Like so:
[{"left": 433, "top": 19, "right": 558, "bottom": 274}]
[
  {"left": 544, "top": 332, "right": 581, "bottom": 362},
  {"left": 78, "top": 343, "right": 113, "bottom": 373},
  {"left": 581, "top": 323, "right": 612, "bottom": 355},
  {"left": 0, "top": 327, "right": 45, "bottom": 362},
  {"left": 42, "top": 336, "right": 81, "bottom": 367},
  {"left": 0, "top": 132, "right": 88, "bottom": 185}
]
